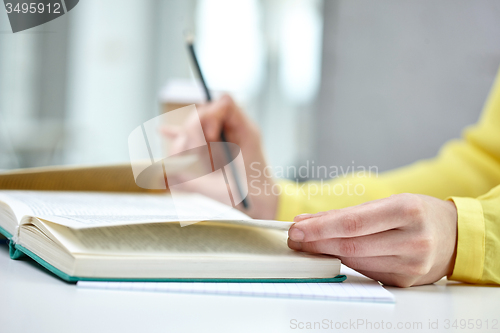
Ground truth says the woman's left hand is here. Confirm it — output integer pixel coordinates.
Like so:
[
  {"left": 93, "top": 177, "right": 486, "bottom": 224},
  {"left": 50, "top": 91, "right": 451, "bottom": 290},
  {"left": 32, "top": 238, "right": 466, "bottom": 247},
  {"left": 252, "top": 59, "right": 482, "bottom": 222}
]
[{"left": 287, "top": 193, "right": 458, "bottom": 287}]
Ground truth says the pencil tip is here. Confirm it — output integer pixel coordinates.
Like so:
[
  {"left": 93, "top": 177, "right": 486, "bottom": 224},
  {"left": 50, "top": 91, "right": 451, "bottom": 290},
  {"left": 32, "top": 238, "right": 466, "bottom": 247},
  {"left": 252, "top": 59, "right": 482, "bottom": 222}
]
[{"left": 184, "top": 29, "right": 195, "bottom": 44}]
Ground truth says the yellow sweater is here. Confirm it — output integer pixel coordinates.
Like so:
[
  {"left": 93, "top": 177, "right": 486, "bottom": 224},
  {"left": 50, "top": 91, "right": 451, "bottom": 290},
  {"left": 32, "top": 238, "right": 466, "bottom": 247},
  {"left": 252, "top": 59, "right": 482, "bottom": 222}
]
[{"left": 277, "top": 70, "right": 500, "bottom": 285}]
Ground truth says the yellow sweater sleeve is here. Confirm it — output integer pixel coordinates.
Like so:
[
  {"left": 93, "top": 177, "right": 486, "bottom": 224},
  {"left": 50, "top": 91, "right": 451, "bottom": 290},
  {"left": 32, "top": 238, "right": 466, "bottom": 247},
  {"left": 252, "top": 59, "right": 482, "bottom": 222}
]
[
  {"left": 276, "top": 68, "right": 500, "bottom": 284},
  {"left": 449, "top": 185, "right": 500, "bottom": 284}
]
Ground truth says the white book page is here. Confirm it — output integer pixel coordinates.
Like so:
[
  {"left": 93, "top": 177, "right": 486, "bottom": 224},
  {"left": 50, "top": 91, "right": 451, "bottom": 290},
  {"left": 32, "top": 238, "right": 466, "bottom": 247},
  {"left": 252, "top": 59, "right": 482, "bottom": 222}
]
[
  {"left": 0, "top": 193, "right": 36, "bottom": 236},
  {"left": 36, "top": 219, "right": 292, "bottom": 256},
  {"left": 1, "top": 191, "right": 292, "bottom": 230},
  {"left": 0, "top": 193, "right": 35, "bottom": 224}
]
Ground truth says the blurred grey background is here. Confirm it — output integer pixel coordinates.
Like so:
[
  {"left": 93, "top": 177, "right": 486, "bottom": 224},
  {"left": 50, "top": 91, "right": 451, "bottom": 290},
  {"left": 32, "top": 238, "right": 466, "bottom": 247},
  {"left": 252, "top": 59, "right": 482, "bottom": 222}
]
[
  {"left": 1, "top": 0, "right": 499, "bottom": 180},
  {"left": 315, "top": 0, "right": 500, "bottom": 174}
]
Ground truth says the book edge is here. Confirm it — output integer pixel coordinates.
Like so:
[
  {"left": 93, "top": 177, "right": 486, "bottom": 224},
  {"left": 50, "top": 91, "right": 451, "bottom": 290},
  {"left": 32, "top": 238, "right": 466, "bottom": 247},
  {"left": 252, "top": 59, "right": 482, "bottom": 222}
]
[
  {"left": 1, "top": 225, "right": 346, "bottom": 284},
  {"left": 12, "top": 244, "right": 346, "bottom": 283}
]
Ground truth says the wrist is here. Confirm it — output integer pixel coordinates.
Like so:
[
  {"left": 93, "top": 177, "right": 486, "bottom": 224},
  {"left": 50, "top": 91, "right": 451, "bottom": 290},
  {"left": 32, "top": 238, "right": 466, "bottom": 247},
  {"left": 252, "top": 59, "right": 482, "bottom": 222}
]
[{"left": 444, "top": 199, "right": 459, "bottom": 277}]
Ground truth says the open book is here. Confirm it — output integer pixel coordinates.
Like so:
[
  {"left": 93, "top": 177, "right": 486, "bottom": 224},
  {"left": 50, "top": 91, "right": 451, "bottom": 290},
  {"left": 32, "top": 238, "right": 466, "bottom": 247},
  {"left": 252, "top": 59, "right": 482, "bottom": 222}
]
[{"left": 0, "top": 190, "right": 343, "bottom": 282}]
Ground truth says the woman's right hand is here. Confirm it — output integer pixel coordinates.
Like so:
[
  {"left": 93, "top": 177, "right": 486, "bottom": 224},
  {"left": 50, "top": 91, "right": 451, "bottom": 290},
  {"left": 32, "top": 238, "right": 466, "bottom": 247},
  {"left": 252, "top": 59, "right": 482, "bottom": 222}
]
[{"left": 161, "top": 95, "right": 279, "bottom": 220}]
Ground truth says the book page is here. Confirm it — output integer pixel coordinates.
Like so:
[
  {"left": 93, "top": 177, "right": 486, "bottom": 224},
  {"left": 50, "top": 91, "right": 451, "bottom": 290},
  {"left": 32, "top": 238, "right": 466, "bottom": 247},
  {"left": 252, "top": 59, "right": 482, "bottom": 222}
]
[
  {"left": 2, "top": 191, "right": 291, "bottom": 230},
  {"left": 0, "top": 193, "right": 35, "bottom": 233},
  {"left": 37, "top": 220, "right": 294, "bottom": 257},
  {"left": 1, "top": 191, "right": 252, "bottom": 229}
]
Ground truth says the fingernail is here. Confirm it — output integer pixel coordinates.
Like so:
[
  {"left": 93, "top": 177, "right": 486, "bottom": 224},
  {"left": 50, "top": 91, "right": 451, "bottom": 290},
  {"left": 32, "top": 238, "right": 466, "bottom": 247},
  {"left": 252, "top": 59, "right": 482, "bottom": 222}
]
[
  {"left": 294, "top": 213, "right": 312, "bottom": 222},
  {"left": 289, "top": 228, "right": 305, "bottom": 241},
  {"left": 288, "top": 239, "right": 302, "bottom": 251}
]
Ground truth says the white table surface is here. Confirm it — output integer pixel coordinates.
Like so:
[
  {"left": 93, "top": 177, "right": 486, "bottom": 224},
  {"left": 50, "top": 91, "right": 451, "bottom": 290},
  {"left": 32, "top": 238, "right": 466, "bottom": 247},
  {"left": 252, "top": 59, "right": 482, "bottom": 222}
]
[{"left": 1, "top": 243, "right": 499, "bottom": 333}]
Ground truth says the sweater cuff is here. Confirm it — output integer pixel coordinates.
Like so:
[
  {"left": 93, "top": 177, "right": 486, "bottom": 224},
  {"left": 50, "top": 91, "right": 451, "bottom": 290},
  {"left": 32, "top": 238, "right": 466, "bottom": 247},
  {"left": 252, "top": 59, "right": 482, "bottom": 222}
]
[{"left": 447, "top": 196, "right": 485, "bottom": 283}]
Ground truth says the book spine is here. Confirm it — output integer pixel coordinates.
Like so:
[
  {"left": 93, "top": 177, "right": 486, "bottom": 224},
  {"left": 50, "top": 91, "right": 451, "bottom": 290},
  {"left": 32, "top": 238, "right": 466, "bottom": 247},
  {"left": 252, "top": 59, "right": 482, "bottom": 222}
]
[
  {"left": 0, "top": 225, "right": 26, "bottom": 259},
  {"left": 9, "top": 240, "right": 25, "bottom": 259}
]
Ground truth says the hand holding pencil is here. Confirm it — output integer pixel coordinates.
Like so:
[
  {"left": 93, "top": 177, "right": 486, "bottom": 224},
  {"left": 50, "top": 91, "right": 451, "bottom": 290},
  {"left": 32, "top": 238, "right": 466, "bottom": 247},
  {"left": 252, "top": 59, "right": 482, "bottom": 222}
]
[
  {"left": 161, "top": 94, "right": 280, "bottom": 219},
  {"left": 161, "top": 33, "right": 279, "bottom": 219}
]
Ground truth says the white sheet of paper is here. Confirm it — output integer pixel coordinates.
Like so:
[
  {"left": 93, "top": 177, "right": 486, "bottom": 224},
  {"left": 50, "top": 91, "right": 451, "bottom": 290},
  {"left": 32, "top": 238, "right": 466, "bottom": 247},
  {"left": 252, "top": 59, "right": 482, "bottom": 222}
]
[{"left": 77, "top": 266, "right": 395, "bottom": 303}]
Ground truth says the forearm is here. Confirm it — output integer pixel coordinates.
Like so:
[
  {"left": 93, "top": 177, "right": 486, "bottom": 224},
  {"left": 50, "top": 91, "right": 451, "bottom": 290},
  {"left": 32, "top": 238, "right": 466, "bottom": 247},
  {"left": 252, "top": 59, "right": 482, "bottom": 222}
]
[
  {"left": 276, "top": 176, "right": 394, "bottom": 221},
  {"left": 276, "top": 67, "right": 500, "bottom": 221},
  {"left": 276, "top": 129, "right": 500, "bottom": 221}
]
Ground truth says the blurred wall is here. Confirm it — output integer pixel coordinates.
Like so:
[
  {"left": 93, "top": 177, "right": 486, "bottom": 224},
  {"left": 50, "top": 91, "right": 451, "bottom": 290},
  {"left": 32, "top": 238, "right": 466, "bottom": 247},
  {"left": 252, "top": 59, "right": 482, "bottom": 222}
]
[
  {"left": 314, "top": 0, "right": 500, "bottom": 174},
  {"left": 3, "top": 0, "right": 500, "bottom": 175},
  {"left": 0, "top": 0, "right": 321, "bottom": 170}
]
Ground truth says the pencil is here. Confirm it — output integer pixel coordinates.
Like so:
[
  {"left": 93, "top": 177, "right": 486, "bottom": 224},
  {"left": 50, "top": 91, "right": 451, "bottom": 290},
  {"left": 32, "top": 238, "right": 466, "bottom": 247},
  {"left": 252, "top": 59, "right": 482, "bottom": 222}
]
[{"left": 185, "top": 33, "right": 249, "bottom": 209}]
